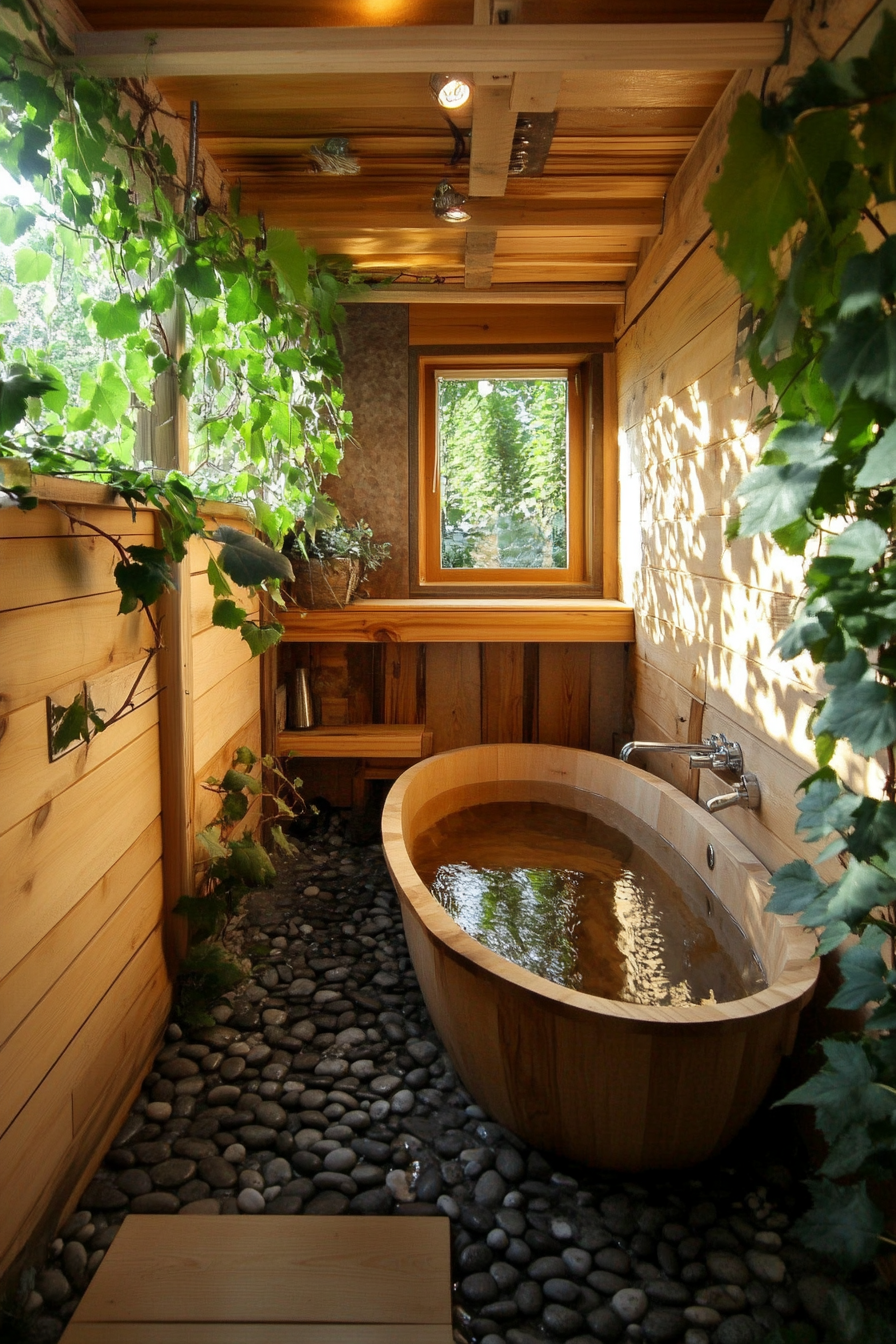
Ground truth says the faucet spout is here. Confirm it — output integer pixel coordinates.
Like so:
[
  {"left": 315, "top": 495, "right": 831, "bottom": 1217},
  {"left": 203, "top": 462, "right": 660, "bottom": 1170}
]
[{"left": 620, "top": 740, "right": 711, "bottom": 764}]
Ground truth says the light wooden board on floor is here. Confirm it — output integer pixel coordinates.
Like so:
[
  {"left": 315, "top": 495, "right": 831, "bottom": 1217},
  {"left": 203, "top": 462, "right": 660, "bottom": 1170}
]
[
  {"left": 67, "top": 1216, "right": 451, "bottom": 1327},
  {"left": 62, "top": 1327, "right": 451, "bottom": 1343}
]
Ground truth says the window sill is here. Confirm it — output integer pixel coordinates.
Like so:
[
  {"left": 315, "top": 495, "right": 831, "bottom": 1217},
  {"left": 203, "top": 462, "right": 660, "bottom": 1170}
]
[{"left": 281, "top": 597, "right": 634, "bottom": 643}]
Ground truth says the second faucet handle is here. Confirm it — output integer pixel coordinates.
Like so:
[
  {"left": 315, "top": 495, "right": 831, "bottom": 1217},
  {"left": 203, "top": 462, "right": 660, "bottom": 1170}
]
[{"left": 689, "top": 734, "right": 744, "bottom": 774}]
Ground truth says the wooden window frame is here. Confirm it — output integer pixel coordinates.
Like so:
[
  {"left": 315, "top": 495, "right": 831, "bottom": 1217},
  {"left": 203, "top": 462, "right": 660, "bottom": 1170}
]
[{"left": 412, "top": 350, "right": 600, "bottom": 594}]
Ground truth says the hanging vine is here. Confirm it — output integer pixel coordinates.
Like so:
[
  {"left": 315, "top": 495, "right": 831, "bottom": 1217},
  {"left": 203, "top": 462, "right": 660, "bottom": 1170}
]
[
  {"left": 0, "top": 0, "right": 359, "bottom": 744},
  {"left": 706, "top": 11, "right": 896, "bottom": 1270}
]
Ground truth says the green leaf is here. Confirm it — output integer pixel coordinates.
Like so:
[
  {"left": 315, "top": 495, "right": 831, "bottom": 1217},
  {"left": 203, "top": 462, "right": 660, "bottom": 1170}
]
[
  {"left": 174, "top": 256, "right": 220, "bottom": 300},
  {"left": 829, "top": 927, "right": 893, "bottom": 1008},
  {"left": 856, "top": 421, "right": 896, "bottom": 487},
  {"left": 271, "top": 823, "right": 297, "bottom": 856},
  {"left": 793, "top": 1179, "right": 884, "bottom": 1269},
  {"left": 233, "top": 745, "right": 259, "bottom": 768},
  {"left": 264, "top": 229, "right": 309, "bottom": 302},
  {"left": 14, "top": 246, "right": 52, "bottom": 284},
  {"left": 737, "top": 425, "right": 834, "bottom": 536},
  {"left": 196, "top": 825, "right": 228, "bottom": 860},
  {"left": 0, "top": 371, "right": 58, "bottom": 431},
  {"left": 207, "top": 555, "right": 232, "bottom": 599},
  {"left": 239, "top": 619, "right": 284, "bottom": 656},
  {"left": 226, "top": 834, "right": 276, "bottom": 886},
  {"left": 211, "top": 597, "right": 247, "bottom": 629},
  {"left": 49, "top": 693, "right": 93, "bottom": 754},
  {"left": 820, "top": 1123, "right": 874, "bottom": 1179},
  {"left": 114, "top": 545, "right": 173, "bottom": 614},
  {"left": 221, "top": 790, "right": 249, "bottom": 823},
  {"left": 814, "top": 651, "right": 896, "bottom": 755},
  {"left": 705, "top": 93, "right": 806, "bottom": 308},
  {"left": 767, "top": 859, "right": 827, "bottom": 915},
  {"left": 823, "top": 311, "right": 896, "bottom": 409},
  {"left": 91, "top": 295, "right": 142, "bottom": 340},
  {"left": 211, "top": 524, "right": 294, "bottom": 586},
  {"left": 225, "top": 273, "right": 257, "bottom": 324},
  {"left": 820, "top": 860, "right": 896, "bottom": 926},
  {"left": 827, "top": 519, "right": 888, "bottom": 569},
  {"left": 172, "top": 893, "right": 225, "bottom": 934},
  {"left": 779, "top": 1039, "right": 896, "bottom": 1140},
  {"left": 221, "top": 767, "right": 262, "bottom": 796},
  {"left": 90, "top": 362, "right": 130, "bottom": 430},
  {"left": 0, "top": 283, "right": 18, "bottom": 322}
]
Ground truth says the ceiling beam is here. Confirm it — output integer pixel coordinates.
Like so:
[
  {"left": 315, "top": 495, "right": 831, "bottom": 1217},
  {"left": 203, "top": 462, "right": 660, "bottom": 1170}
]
[
  {"left": 74, "top": 23, "right": 788, "bottom": 78},
  {"left": 465, "top": 231, "right": 498, "bottom": 289},
  {"left": 469, "top": 85, "right": 517, "bottom": 197},
  {"left": 342, "top": 284, "right": 626, "bottom": 304},
  {"left": 511, "top": 72, "right": 562, "bottom": 114}
]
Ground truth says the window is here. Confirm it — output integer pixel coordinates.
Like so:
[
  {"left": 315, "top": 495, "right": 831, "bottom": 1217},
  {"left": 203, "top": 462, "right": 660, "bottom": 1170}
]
[{"left": 416, "top": 353, "right": 590, "bottom": 588}]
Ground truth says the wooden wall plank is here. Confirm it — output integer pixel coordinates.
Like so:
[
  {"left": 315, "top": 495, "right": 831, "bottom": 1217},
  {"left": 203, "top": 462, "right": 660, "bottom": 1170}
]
[
  {"left": 192, "top": 621, "right": 255, "bottom": 702},
  {"left": 425, "top": 644, "right": 481, "bottom": 754},
  {"left": 193, "top": 658, "right": 261, "bottom": 776},
  {"left": 481, "top": 644, "right": 524, "bottom": 743},
  {"left": 0, "top": 725, "right": 161, "bottom": 982},
  {"left": 0, "top": 659, "right": 159, "bottom": 842},
  {"left": 0, "top": 530, "right": 154, "bottom": 613},
  {"left": 0, "top": 498, "right": 154, "bottom": 542},
  {"left": 0, "top": 929, "right": 170, "bottom": 1277},
  {"left": 537, "top": 643, "right": 591, "bottom": 748},
  {"left": 383, "top": 645, "right": 425, "bottom": 724},
  {"left": 589, "top": 645, "right": 627, "bottom": 756},
  {"left": 0, "top": 593, "right": 152, "bottom": 715},
  {"left": 194, "top": 713, "right": 263, "bottom": 837},
  {"left": 408, "top": 304, "right": 615, "bottom": 347},
  {"left": 0, "top": 862, "right": 162, "bottom": 1140},
  {"left": 0, "top": 819, "right": 161, "bottom": 1054}
]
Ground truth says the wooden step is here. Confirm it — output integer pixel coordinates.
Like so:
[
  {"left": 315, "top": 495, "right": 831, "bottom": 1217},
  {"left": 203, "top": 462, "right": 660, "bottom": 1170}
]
[
  {"left": 62, "top": 1216, "right": 452, "bottom": 1343},
  {"left": 278, "top": 725, "right": 433, "bottom": 759}
]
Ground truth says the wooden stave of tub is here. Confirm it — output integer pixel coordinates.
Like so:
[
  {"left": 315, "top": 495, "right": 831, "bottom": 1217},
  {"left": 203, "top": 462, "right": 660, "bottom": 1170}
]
[{"left": 382, "top": 743, "right": 819, "bottom": 1172}]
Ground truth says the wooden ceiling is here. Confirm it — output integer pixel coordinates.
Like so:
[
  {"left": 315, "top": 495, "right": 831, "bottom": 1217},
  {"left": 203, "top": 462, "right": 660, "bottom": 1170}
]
[{"left": 75, "top": 1, "right": 775, "bottom": 294}]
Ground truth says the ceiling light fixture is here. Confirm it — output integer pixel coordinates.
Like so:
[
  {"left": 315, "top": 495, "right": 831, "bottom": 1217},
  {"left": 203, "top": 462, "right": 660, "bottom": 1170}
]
[
  {"left": 430, "top": 73, "right": 472, "bottom": 110},
  {"left": 432, "top": 179, "right": 470, "bottom": 223}
]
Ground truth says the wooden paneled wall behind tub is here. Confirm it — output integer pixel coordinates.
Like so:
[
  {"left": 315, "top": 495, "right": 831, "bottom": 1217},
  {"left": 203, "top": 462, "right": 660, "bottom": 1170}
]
[
  {"left": 0, "top": 483, "right": 261, "bottom": 1281},
  {"left": 615, "top": 2, "right": 885, "bottom": 939}
]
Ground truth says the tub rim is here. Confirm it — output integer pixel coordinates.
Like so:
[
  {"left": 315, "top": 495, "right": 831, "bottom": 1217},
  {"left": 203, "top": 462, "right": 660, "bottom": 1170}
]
[{"left": 382, "top": 743, "right": 819, "bottom": 1031}]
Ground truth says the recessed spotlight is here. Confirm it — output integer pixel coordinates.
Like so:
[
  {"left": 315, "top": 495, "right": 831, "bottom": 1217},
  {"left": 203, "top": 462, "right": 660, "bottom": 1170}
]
[
  {"left": 430, "top": 74, "right": 472, "bottom": 111},
  {"left": 432, "top": 180, "right": 470, "bottom": 224}
]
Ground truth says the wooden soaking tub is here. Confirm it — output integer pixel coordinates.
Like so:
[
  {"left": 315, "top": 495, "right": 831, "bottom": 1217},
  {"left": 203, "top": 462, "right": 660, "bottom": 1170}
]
[{"left": 382, "top": 744, "right": 818, "bottom": 1171}]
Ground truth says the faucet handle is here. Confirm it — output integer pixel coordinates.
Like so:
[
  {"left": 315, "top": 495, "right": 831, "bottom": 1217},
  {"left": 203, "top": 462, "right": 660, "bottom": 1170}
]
[
  {"left": 705, "top": 734, "right": 744, "bottom": 773},
  {"left": 706, "top": 771, "right": 760, "bottom": 813}
]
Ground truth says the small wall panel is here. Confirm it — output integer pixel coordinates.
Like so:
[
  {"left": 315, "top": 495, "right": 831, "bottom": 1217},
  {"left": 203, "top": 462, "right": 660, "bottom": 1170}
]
[
  {"left": 425, "top": 644, "right": 482, "bottom": 754},
  {"left": 383, "top": 644, "right": 426, "bottom": 724},
  {"left": 481, "top": 644, "right": 524, "bottom": 744},
  {"left": 537, "top": 644, "right": 591, "bottom": 749}
]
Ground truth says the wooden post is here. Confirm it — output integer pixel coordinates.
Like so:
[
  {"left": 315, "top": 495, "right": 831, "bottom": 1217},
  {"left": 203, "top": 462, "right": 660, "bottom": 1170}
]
[
  {"left": 602, "top": 351, "right": 619, "bottom": 602},
  {"left": 152, "top": 300, "right": 194, "bottom": 971}
]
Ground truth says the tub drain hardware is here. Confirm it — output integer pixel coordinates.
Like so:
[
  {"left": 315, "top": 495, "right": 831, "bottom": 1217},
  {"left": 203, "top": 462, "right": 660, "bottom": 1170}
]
[{"left": 706, "top": 843, "right": 715, "bottom": 871}]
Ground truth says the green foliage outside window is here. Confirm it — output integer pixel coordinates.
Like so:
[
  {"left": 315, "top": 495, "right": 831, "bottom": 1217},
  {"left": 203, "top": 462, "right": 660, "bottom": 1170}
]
[
  {"left": 705, "top": 11, "right": 896, "bottom": 1272},
  {"left": 0, "top": 0, "right": 359, "bottom": 742},
  {"left": 437, "top": 375, "right": 568, "bottom": 569}
]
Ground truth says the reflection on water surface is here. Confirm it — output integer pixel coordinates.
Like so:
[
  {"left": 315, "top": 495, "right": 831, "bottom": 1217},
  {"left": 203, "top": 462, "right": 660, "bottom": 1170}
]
[{"left": 412, "top": 800, "right": 766, "bottom": 1007}]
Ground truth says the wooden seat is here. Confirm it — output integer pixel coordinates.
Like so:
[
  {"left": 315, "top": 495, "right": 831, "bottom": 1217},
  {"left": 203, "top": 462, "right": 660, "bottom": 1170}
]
[
  {"left": 61, "top": 1215, "right": 452, "bottom": 1343},
  {"left": 277, "top": 725, "right": 433, "bottom": 759}
]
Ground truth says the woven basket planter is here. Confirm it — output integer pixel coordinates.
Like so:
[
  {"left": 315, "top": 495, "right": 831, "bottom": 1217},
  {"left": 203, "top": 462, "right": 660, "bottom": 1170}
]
[{"left": 289, "top": 555, "right": 361, "bottom": 609}]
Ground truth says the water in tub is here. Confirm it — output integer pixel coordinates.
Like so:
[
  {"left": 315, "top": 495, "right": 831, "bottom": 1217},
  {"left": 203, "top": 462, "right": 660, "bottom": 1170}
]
[{"left": 412, "top": 799, "right": 767, "bottom": 1007}]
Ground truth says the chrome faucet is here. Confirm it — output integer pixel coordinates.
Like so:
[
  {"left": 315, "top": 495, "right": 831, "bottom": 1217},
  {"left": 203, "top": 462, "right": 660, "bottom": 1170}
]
[{"left": 619, "top": 734, "right": 760, "bottom": 813}]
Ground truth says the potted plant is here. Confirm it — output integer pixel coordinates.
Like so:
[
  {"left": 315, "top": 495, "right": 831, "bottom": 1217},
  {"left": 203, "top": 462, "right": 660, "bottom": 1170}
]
[{"left": 286, "top": 518, "right": 391, "bottom": 608}]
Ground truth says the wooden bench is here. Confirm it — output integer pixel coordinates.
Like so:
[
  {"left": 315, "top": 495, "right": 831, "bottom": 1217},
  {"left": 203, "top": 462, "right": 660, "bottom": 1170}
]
[
  {"left": 277, "top": 724, "right": 434, "bottom": 805},
  {"left": 61, "top": 1215, "right": 452, "bottom": 1343}
]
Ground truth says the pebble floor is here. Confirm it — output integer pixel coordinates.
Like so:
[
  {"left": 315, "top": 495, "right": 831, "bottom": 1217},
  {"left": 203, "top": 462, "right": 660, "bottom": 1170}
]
[{"left": 18, "top": 811, "right": 878, "bottom": 1344}]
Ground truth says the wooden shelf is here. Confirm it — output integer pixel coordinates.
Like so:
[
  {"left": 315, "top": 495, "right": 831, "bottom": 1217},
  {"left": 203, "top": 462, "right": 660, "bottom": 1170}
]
[
  {"left": 281, "top": 598, "right": 634, "bottom": 643},
  {"left": 278, "top": 724, "right": 433, "bottom": 758}
]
